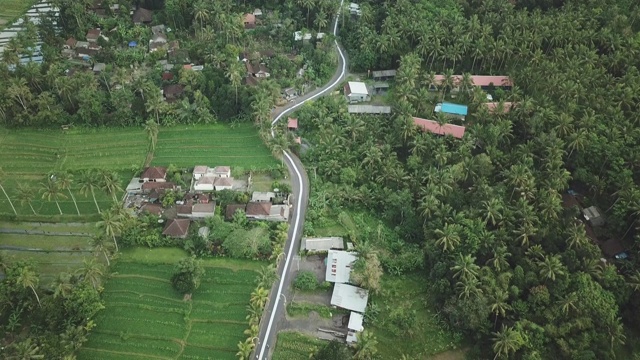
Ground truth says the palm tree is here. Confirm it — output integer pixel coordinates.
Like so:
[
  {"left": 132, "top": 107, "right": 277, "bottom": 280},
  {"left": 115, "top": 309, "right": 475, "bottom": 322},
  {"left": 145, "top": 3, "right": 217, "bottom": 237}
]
[
  {"left": 537, "top": 254, "right": 565, "bottom": 282},
  {"left": 76, "top": 258, "right": 104, "bottom": 290},
  {"left": 40, "top": 177, "right": 67, "bottom": 215},
  {"left": 52, "top": 272, "right": 73, "bottom": 299},
  {"left": 0, "top": 167, "right": 17, "bottom": 215},
  {"left": 90, "top": 235, "right": 112, "bottom": 266},
  {"left": 482, "top": 198, "right": 503, "bottom": 227},
  {"left": 492, "top": 325, "right": 523, "bottom": 360},
  {"left": 250, "top": 287, "right": 269, "bottom": 309},
  {"left": 236, "top": 339, "right": 254, "bottom": 360},
  {"left": 434, "top": 224, "right": 461, "bottom": 252},
  {"left": 16, "top": 266, "right": 40, "bottom": 306},
  {"left": 558, "top": 291, "right": 578, "bottom": 316},
  {"left": 353, "top": 330, "right": 378, "bottom": 360},
  {"left": 226, "top": 61, "right": 243, "bottom": 106},
  {"left": 15, "top": 184, "right": 36, "bottom": 215},
  {"left": 145, "top": 93, "right": 166, "bottom": 123},
  {"left": 56, "top": 172, "right": 80, "bottom": 215},
  {"left": 456, "top": 277, "right": 483, "bottom": 300},
  {"left": 490, "top": 290, "right": 511, "bottom": 327},
  {"left": 256, "top": 264, "right": 278, "bottom": 288},
  {"left": 96, "top": 209, "right": 122, "bottom": 252},
  {"left": 78, "top": 170, "right": 101, "bottom": 213},
  {"left": 192, "top": 1, "right": 211, "bottom": 31},
  {"left": 144, "top": 119, "right": 159, "bottom": 152},
  {"left": 99, "top": 170, "right": 123, "bottom": 203},
  {"left": 10, "top": 338, "right": 44, "bottom": 359},
  {"left": 450, "top": 254, "right": 480, "bottom": 281}
]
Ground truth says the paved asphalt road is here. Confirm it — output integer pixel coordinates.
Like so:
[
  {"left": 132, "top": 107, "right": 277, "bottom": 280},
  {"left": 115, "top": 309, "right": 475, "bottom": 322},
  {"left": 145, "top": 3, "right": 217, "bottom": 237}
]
[{"left": 254, "top": 2, "right": 348, "bottom": 359}]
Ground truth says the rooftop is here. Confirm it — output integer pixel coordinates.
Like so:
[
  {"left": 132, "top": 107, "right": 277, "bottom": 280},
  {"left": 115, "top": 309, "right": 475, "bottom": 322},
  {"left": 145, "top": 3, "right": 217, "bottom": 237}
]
[
  {"left": 325, "top": 250, "right": 357, "bottom": 283},
  {"left": 288, "top": 117, "right": 298, "bottom": 129},
  {"left": 301, "top": 237, "right": 344, "bottom": 252},
  {"left": 246, "top": 202, "right": 272, "bottom": 216},
  {"left": 162, "top": 219, "right": 190, "bottom": 238},
  {"left": 413, "top": 117, "right": 466, "bottom": 139},
  {"left": 348, "top": 105, "right": 391, "bottom": 114},
  {"left": 194, "top": 165, "right": 208, "bottom": 174},
  {"left": 251, "top": 192, "right": 276, "bottom": 202},
  {"left": 225, "top": 204, "right": 246, "bottom": 220},
  {"left": 141, "top": 166, "right": 167, "bottom": 180},
  {"left": 192, "top": 202, "right": 215, "bottom": 214},
  {"left": 435, "top": 102, "right": 468, "bottom": 116},
  {"left": 331, "top": 283, "right": 369, "bottom": 313},
  {"left": 346, "top": 81, "right": 368, "bottom": 96},
  {"left": 372, "top": 69, "right": 396, "bottom": 77},
  {"left": 348, "top": 312, "right": 364, "bottom": 331}
]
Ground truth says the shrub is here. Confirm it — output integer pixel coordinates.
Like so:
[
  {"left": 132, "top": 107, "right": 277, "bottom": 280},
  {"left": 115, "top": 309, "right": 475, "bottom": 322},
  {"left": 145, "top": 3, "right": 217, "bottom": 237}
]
[
  {"left": 294, "top": 271, "right": 318, "bottom": 291},
  {"left": 170, "top": 257, "right": 205, "bottom": 294}
]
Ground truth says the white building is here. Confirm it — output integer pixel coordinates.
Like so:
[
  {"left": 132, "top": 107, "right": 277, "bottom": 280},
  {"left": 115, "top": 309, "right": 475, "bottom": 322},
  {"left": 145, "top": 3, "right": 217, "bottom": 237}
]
[
  {"left": 301, "top": 237, "right": 344, "bottom": 252},
  {"left": 325, "top": 250, "right": 357, "bottom": 283},
  {"left": 331, "top": 283, "right": 368, "bottom": 313},
  {"left": 349, "top": 3, "right": 362, "bottom": 16},
  {"left": 251, "top": 191, "right": 276, "bottom": 202},
  {"left": 344, "top": 81, "right": 369, "bottom": 103},
  {"left": 346, "top": 312, "right": 364, "bottom": 344}
]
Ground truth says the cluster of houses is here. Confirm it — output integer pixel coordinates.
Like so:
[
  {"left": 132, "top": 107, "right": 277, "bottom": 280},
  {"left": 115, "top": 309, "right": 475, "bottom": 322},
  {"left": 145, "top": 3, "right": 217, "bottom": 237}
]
[
  {"left": 61, "top": 28, "right": 108, "bottom": 68},
  {"left": 125, "top": 166, "right": 289, "bottom": 239},
  {"left": 300, "top": 237, "right": 368, "bottom": 344}
]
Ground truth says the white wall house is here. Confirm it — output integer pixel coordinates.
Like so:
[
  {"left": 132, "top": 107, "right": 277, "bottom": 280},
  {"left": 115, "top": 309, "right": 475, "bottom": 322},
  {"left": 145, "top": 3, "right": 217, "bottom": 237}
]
[{"left": 344, "top": 81, "right": 369, "bottom": 103}]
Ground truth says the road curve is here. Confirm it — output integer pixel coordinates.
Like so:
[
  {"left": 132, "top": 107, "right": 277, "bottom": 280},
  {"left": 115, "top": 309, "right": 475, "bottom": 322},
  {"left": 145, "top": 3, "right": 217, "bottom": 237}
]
[{"left": 255, "top": 2, "right": 348, "bottom": 359}]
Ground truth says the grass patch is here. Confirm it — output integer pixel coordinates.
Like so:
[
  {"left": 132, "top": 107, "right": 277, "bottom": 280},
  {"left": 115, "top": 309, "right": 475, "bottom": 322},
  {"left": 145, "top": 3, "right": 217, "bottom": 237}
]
[
  {"left": 0, "top": 221, "right": 98, "bottom": 234},
  {"left": 0, "top": 249, "right": 97, "bottom": 283},
  {"left": 152, "top": 124, "right": 278, "bottom": 171},
  {"left": 286, "top": 301, "right": 341, "bottom": 319},
  {"left": 250, "top": 172, "right": 276, "bottom": 192},
  {"left": 0, "top": 233, "right": 92, "bottom": 250},
  {"left": 272, "top": 332, "right": 325, "bottom": 360},
  {"left": 119, "top": 247, "right": 267, "bottom": 271},
  {"left": 78, "top": 257, "right": 258, "bottom": 360},
  {"left": 369, "top": 275, "right": 464, "bottom": 359}
]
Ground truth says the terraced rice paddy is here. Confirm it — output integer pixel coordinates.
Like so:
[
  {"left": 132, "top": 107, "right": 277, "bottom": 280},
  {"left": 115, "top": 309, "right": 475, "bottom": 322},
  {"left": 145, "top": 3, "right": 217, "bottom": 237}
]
[
  {"left": 272, "top": 332, "right": 325, "bottom": 360},
  {"left": 77, "top": 251, "right": 264, "bottom": 360}
]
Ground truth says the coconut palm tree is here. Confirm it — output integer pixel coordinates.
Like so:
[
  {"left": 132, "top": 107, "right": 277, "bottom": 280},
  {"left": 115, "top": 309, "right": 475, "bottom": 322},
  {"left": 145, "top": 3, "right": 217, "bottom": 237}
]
[
  {"left": 10, "top": 338, "right": 44, "bottom": 359},
  {"left": 250, "top": 287, "right": 269, "bottom": 309},
  {"left": 52, "top": 272, "right": 73, "bottom": 299},
  {"left": 537, "top": 254, "right": 565, "bottom": 282},
  {"left": 353, "top": 331, "right": 378, "bottom": 359},
  {"left": 76, "top": 258, "right": 104, "bottom": 290},
  {"left": 492, "top": 325, "right": 523, "bottom": 359},
  {"left": 90, "top": 235, "right": 113, "bottom": 266},
  {"left": 78, "top": 170, "right": 101, "bottom": 213},
  {"left": 56, "top": 172, "right": 80, "bottom": 215},
  {"left": 236, "top": 339, "right": 254, "bottom": 360},
  {"left": 96, "top": 209, "right": 122, "bottom": 252},
  {"left": 434, "top": 223, "right": 461, "bottom": 252},
  {"left": 144, "top": 119, "right": 159, "bottom": 152},
  {"left": 98, "top": 170, "right": 122, "bottom": 203},
  {"left": 226, "top": 61, "right": 243, "bottom": 106},
  {"left": 16, "top": 266, "right": 40, "bottom": 306},
  {"left": 0, "top": 167, "right": 17, "bottom": 215},
  {"left": 15, "top": 184, "right": 36, "bottom": 215},
  {"left": 450, "top": 254, "right": 480, "bottom": 282},
  {"left": 40, "top": 177, "right": 67, "bottom": 215}
]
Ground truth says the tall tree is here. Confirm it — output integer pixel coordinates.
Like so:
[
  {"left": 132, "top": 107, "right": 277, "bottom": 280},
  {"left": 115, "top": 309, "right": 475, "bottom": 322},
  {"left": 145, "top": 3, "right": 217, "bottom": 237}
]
[
  {"left": 78, "top": 170, "right": 101, "bottom": 213},
  {"left": 16, "top": 265, "right": 41, "bottom": 306},
  {"left": 144, "top": 119, "right": 159, "bottom": 152},
  {"left": 15, "top": 184, "right": 36, "bottom": 215},
  {"left": 96, "top": 209, "right": 122, "bottom": 252},
  {"left": 0, "top": 167, "right": 17, "bottom": 215},
  {"left": 40, "top": 177, "right": 67, "bottom": 215},
  {"left": 56, "top": 171, "right": 80, "bottom": 215}
]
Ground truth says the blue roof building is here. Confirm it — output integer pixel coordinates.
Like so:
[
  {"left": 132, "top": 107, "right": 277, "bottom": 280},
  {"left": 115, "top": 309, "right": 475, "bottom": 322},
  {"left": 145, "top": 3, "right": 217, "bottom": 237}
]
[{"left": 435, "top": 102, "right": 468, "bottom": 116}]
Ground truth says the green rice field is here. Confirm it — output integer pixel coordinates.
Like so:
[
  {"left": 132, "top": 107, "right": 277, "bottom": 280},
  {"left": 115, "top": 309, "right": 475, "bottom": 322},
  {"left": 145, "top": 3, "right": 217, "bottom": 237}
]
[
  {"left": 0, "top": 124, "right": 277, "bottom": 217},
  {"left": 0, "top": 222, "right": 99, "bottom": 283},
  {"left": 272, "top": 332, "right": 325, "bottom": 360},
  {"left": 152, "top": 124, "right": 279, "bottom": 171},
  {"left": 0, "top": 0, "right": 38, "bottom": 31},
  {"left": 77, "top": 248, "right": 264, "bottom": 360}
]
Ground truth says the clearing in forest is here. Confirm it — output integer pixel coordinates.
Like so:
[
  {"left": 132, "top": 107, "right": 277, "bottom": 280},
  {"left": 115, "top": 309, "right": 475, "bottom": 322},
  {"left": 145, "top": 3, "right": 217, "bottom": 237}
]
[
  {"left": 77, "top": 248, "right": 264, "bottom": 360},
  {"left": 152, "top": 124, "right": 279, "bottom": 171}
]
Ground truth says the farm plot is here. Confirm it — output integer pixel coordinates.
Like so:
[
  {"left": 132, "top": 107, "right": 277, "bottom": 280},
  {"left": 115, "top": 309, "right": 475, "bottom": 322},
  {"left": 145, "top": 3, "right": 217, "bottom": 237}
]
[
  {"left": 272, "top": 332, "right": 326, "bottom": 360},
  {"left": 0, "top": 0, "right": 39, "bottom": 30},
  {"left": 78, "top": 256, "right": 258, "bottom": 360},
  {"left": 0, "top": 223, "right": 99, "bottom": 283},
  {"left": 152, "top": 124, "right": 279, "bottom": 171},
  {"left": 0, "top": 127, "right": 147, "bottom": 217}
]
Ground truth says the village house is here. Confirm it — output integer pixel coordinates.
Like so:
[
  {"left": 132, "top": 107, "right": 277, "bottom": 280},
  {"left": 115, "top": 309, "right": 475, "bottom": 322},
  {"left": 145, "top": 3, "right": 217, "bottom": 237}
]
[
  {"left": 244, "top": 13, "right": 256, "bottom": 29},
  {"left": 344, "top": 81, "right": 370, "bottom": 103},
  {"left": 348, "top": 105, "right": 391, "bottom": 114},
  {"left": 349, "top": 3, "right": 362, "bottom": 16},
  {"left": 163, "top": 84, "right": 184, "bottom": 103},
  {"left": 346, "top": 312, "right": 364, "bottom": 344},
  {"left": 132, "top": 7, "right": 153, "bottom": 25},
  {"left": 301, "top": 237, "right": 345, "bottom": 252},
  {"left": 177, "top": 202, "right": 216, "bottom": 220},
  {"left": 282, "top": 87, "right": 298, "bottom": 101},
  {"left": 149, "top": 26, "right": 168, "bottom": 52},
  {"left": 141, "top": 166, "right": 167, "bottom": 182},
  {"left": 244, "top": 76, "right": 259, "bottom": 87},
  {"left": 371, "top": 69, "right": 396, "bottom": 81},
  {"left": 435, "top": 102, "right": 468, "bottom": 120},
  {"left": 294, "top": 31, "right": 313, "bottom": 43},
  {"left": 413, "top": 117, "right": 466, "bottom": 139},
  {"left": 162, "top": 218, "right": 190, "bottom": 239},
  {"left": 140, "top": 203, "right": 163, "bottom": 216},
  {"left": 141, "top": 181, "right": 176, "bottom": 193},
  {"left": 325, "top": 250, "right": 357, "bottom": 283},
  {"left": 246, "top": 61, "right": 270, "bottom": 78},
  {"left": 253, "top": 8, "right": 263, "bottom": 17},
  {"left": 287, "top": 117, "right": 298, "bottom": 130},
  {"left": 331, "top": 283, "right": 368, "bottom": 313},
  {"left": 245, "top": 202, "right": 289, "bottom": 222},
  {"left": 86, "top": 28, "right": 107, "bottom": 43},
  {"left": 225, "top": 204, "right": 246, "bottom": 220},
  {"left": 193, "top": 176, "right": 233, "bottom": 191},
  {"left": 251, "top": 192, "right": 276, "bottom": 203},
  {"left": 372, "top": 82, "right": 389, "bottom": 95}
]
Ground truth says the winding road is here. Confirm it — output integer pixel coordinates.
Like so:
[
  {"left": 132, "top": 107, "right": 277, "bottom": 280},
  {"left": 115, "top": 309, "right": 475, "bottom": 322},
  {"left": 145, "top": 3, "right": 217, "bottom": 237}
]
[{"left": 255, "top": 2, "right": 348, "bottom": 358}]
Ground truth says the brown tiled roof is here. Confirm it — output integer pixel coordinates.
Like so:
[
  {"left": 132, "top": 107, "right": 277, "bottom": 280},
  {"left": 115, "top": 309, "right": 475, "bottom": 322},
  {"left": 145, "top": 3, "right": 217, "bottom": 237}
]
[
  {"left": 214, "top": 166, "right": 230, "bottom": 174},
  {"left": 246, "top": 202, "right": 271, "bottom": 216},
  {"left": 86, "top": 28, "right": 101, "bottom": 41},
  {"left": 133, "top": 7, "right": 153, "bottom": 23},
  {"left": 193, "top": 165, "right": 208, "bottom": 174},
  {"left": 162, "top": 72, "right": 174, "bottom": 81},
  {"left": 244, "top": 76, "right": 259, "bottom": 86},
  {"left": 162, "top": 219, "right": 190, "bottom": 238},
  {"left": 141, "top": 166, "right": 167, "bottom": 180},
  {"left": 225, "top": 204, "right": 246, "bottom": 220},
  {"left": 214, "top": 177, "right": 233, "bottom": 187},
  {"left": 142, "top": 181, "right": 175, "bottom": 191},
  {"left": 163, "top": 84, "right": 184, "bottom": 97},
  {"left": 244, "top": 13, "right": 256, "bottom": 26},
  {"left": 141, "top": 203, "right": 163, "bottom": 215},
  {"left": 65, "top": 37, "right": 77, "bottom": 48},
  {"left": 193, "top": 203, "right": 215, "bottom": 213},
  {"left": 177, "top": 204, "right": 192, "bottom": 215}
]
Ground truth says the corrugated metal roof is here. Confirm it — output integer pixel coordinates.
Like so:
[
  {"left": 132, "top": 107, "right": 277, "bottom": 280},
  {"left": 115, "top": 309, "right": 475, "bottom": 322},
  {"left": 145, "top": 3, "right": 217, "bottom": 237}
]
[{"left": 347, "top": 105, "right": 391, "bottom": 114}]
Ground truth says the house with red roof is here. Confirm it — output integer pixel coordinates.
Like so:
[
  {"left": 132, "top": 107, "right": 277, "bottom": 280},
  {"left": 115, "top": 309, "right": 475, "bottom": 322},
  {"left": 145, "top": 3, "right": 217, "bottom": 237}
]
[
  {"left": 413, "top": 117, "right": 465, "bottom": 139},
  {"left": 485, "top": 102, "right": 514, "bottom": 114},
  {"left": 288, "top": 117, "right": 298, "bottom": 130},
  {"left": 141, "top": 166, "right": 167, "bottom": 182}
]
